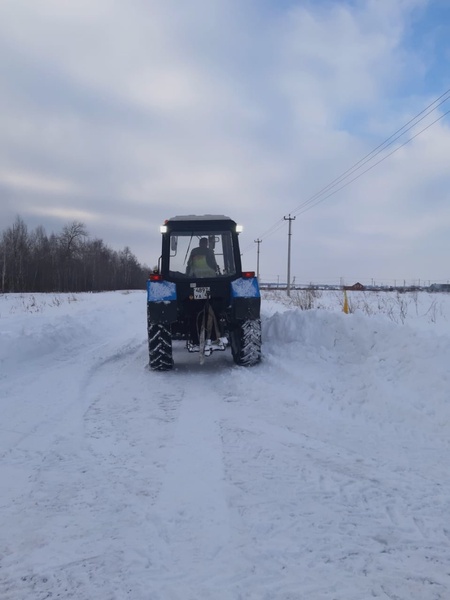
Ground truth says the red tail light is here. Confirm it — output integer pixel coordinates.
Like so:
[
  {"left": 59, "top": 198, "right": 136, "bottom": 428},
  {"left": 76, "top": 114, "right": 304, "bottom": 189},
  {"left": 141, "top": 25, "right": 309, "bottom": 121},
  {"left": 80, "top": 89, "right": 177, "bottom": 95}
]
[
  {"left": 149, "top": 273, "right": 163, "bottom": 281},
  {"left": 242, "top": 271, "right": 255, "bottom": 279}
]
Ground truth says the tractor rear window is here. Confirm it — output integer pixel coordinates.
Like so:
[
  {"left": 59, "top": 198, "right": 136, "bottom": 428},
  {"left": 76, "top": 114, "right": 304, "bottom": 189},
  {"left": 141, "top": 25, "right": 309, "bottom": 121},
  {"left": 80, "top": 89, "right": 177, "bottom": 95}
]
[{"left": 168, "top": 231, "right": 236, "bottom": 278}]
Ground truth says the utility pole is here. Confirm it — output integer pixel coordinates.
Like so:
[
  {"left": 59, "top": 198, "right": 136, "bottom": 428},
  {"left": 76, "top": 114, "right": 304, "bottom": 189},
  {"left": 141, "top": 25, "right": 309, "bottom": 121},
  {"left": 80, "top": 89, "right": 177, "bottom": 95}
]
[
  {"left": 284, "top": 214, "right": 296, "bottom": 296},
  {"left": 254, "top": 238, "right": 262, "bottom": 281}
]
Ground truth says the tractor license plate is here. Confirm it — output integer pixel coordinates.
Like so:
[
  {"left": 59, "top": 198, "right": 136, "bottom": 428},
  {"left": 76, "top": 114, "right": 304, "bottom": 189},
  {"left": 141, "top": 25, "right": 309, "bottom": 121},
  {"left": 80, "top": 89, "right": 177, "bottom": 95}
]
[{"left": 193, "top": 286, "right": 210, "bottom": 300}]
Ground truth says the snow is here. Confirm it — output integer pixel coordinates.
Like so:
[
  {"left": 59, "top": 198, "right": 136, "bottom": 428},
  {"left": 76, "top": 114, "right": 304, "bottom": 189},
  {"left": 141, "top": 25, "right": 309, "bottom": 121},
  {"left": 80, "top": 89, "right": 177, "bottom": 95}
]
[
  {"left": 231, "top": 277, "right": 260, "bottom": 297},
  {"left": 1, "top": 289, "right": 450, "bottom": 599},
  {"left": 147, "top": 280, "right": 177, "bottom": 302}
]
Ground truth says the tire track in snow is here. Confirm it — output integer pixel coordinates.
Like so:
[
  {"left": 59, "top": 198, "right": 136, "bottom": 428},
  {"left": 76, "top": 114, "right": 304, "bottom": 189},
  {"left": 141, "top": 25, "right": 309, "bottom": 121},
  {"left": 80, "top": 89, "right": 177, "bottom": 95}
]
[
  {"left": 148, "top": 371, "right": 231, "bottom": 584},
  {"left": 0, "top": 336, "right": 155, "bottom": 600},
  {"left": 207, "top": 348, "right": 450, "bottom": 599}
]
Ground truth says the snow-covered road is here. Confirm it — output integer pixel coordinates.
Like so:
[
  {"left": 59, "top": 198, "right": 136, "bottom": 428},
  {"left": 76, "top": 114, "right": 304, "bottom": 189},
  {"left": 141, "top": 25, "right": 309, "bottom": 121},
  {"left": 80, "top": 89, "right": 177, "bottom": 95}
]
[{"left": 1, "top": 290, "right": 450, "bottom": 599}]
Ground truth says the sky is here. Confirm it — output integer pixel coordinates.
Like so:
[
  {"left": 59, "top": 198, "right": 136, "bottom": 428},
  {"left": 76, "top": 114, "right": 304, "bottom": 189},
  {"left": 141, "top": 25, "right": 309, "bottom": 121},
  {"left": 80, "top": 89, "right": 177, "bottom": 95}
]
[{"left": 1, "top": 0, "right": 450, "bottom": 285}]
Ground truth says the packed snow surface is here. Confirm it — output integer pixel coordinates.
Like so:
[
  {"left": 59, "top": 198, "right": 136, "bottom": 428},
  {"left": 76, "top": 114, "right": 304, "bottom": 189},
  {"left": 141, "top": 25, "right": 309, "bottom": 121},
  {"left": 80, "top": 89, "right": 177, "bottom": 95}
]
[{"left": 1, "top": 289, "right": 450, "bottom": 599}]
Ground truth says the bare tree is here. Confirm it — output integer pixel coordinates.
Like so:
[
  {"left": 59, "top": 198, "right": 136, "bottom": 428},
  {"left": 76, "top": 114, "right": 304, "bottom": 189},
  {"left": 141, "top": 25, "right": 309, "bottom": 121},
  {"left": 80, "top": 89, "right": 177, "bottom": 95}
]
[
  {"left": 60, "top": 221, "right": 88, "bottom": 257},
  {"left": 0, "top": 216, "right": 147, "bottom": 292},
  {"left": 58, "top": 221, "right": 88, "bottom": 291},
  {"left": 1, "top": 216, "right": 30, "bottom": 291}
]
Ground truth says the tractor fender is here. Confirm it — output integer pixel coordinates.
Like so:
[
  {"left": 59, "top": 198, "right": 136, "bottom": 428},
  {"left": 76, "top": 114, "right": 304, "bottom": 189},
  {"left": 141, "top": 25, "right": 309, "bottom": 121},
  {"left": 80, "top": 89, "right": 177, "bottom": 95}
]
[
  {"left": 147, "top": 279, "right": 178, "bottom": 323},
  {"left": 230, "top": 277, "right": 261, "bottom": 320}
]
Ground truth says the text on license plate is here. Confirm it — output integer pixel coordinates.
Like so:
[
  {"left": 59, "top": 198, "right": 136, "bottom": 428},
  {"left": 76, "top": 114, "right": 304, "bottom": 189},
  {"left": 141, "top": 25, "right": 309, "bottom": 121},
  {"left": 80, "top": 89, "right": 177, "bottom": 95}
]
[{"left": 193, "top": 287, "right": 210, "bottom": 299}]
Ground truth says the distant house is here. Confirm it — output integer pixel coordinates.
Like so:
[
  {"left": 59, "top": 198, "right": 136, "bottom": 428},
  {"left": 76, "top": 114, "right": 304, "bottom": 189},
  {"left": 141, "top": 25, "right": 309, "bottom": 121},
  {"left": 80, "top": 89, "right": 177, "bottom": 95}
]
[
  {"left": 344, "top": 282, "right": 365, "bottom": 291},
  {"left": 429, "top": 283, "right": 450, "bottom": 292}
]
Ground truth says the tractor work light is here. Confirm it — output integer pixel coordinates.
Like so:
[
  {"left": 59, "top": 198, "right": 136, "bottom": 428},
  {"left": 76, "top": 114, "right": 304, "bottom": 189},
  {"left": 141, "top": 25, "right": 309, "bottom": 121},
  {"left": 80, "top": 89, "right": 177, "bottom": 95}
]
[
  {"left": 160, "top": 225, "right": 167, "bottom": 233},
  {"left": 236, "top": 224, "right": 243, "bottom": 233}
]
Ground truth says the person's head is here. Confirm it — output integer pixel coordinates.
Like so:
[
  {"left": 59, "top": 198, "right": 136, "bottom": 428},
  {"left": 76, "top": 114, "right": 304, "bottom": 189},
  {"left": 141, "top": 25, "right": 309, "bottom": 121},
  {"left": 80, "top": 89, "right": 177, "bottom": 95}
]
[{"left": 199, "top": 238, "right": 208, "bottom": 248}]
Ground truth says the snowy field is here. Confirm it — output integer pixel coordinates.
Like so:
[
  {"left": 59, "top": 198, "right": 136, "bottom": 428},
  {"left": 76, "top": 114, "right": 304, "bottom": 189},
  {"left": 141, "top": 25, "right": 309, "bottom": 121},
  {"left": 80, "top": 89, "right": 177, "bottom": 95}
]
[{"left": 1, "top": 289, "right": 450, "bottom": 599}]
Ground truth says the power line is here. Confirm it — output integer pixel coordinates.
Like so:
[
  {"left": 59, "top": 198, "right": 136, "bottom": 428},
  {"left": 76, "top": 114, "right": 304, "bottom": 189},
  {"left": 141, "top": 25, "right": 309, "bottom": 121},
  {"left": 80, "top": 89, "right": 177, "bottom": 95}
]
[
  {"left": 292, "top": 88, "right": 450, "bottom": 214},
  {"left": 243, "top": 87, "right": 450, "bottom": 253},
  {"left": 293, "top": 107, "right": 450, "bottom": 217}
]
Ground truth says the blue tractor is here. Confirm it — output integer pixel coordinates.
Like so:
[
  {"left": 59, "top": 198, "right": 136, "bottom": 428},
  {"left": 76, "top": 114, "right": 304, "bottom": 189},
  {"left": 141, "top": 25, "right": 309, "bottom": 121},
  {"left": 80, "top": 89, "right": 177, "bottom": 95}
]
[{"left": 147, "top": 215, "right": 261, "bottom": 370}]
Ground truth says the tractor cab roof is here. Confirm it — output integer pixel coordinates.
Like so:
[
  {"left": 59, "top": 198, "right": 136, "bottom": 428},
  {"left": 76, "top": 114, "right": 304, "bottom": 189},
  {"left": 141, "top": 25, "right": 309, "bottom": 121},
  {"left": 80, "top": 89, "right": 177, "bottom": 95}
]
[
  {"left": 164, "top": 215, "right": 238, "bottom": 232},
  {"left": 167, "top": 214, "right": 233, "bottom": 221}
]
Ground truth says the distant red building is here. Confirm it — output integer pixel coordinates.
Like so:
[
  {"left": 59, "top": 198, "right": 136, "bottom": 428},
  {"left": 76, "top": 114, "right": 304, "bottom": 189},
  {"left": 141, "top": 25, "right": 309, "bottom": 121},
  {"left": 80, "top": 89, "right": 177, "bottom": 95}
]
[{"left": 344, "top": 282, "right": 365, "bottom": 291}]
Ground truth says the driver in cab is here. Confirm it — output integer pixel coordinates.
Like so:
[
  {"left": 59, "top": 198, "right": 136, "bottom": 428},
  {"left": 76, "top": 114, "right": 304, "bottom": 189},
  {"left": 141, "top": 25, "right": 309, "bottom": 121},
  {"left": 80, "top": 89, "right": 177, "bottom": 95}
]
[{"left": 187, "top": 237, "right": 218, "bottom": 277}]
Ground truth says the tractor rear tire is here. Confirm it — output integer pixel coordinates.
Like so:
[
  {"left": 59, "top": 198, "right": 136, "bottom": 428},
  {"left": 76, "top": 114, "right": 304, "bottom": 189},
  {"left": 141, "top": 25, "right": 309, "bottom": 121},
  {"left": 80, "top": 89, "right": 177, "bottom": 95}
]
[
  {"left": 148, "top": 323, "right": 173, "bottom": 371},
  {"left": 231, "top": 318, "right": 261, "bottom": 366}
]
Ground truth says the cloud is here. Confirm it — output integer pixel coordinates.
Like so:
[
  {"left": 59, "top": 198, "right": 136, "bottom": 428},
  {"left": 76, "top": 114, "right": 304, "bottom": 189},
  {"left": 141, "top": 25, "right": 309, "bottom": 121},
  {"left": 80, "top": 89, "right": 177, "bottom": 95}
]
[
  {"left": 0, "top": 168, "right": 80, "bottom": 195},
  {"left": 0, "top": 0, "right": 448, "bottom": 283},
  {"left": 29, "top": 205, "right": 99, "bottom": 223}
]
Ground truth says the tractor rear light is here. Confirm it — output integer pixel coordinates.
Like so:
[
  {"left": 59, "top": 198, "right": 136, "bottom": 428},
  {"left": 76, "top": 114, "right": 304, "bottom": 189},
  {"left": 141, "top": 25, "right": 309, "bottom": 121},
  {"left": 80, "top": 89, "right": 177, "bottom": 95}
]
[
  {"left": 242, "top": 271, "right": 255, "bottom": 279},
  {"left": 149, "top": 273, "right": 163, "bottom": 281}
]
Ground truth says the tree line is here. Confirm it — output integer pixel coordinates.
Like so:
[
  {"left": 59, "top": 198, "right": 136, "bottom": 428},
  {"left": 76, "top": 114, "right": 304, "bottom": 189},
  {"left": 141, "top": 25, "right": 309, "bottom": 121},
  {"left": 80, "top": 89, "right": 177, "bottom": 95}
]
[{"left": 1, "top": 216, "right": 149, "bottom": 293}]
